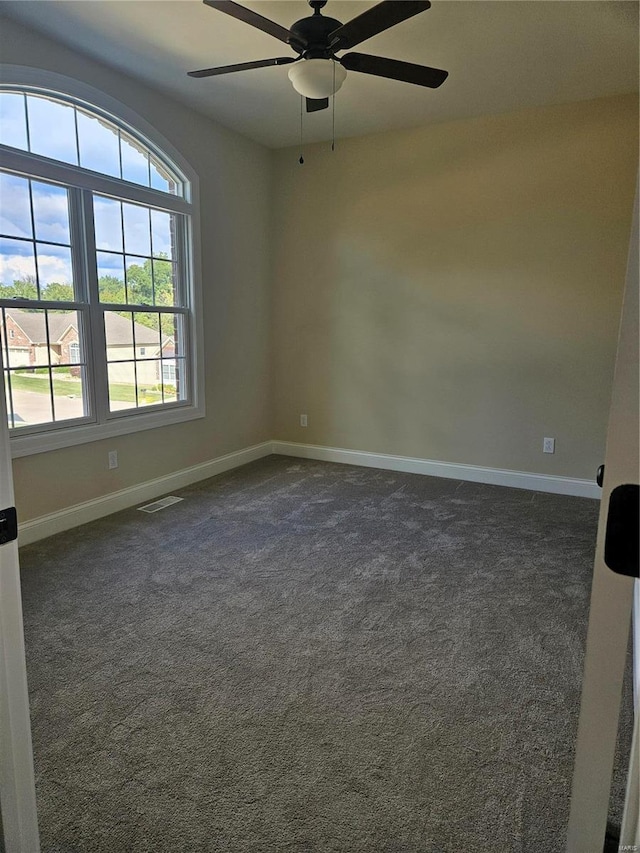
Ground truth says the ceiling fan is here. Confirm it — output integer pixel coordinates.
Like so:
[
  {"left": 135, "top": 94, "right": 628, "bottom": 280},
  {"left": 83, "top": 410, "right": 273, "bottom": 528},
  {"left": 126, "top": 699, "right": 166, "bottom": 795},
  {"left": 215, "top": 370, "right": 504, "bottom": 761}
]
[{"left": 188, "top": 0, "right": 448, "bottom": 112}]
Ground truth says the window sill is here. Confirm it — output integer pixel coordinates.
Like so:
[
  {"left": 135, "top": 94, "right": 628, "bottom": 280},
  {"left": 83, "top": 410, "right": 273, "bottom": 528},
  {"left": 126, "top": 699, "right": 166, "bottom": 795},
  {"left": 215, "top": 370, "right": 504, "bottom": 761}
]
[{"left": 9, "top": 403, "right": 205, "bottom": 458}]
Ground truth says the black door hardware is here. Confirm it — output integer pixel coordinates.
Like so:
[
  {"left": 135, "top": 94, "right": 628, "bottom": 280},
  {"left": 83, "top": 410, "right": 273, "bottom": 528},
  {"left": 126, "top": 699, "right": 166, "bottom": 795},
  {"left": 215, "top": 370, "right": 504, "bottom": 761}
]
[
  {"left": 604, "top": 484, "right": 639, "bottom": 578},
  {"left": 0, "top": 506, "right": 18, "bottom": 545},
  {"left": 596, "top": 465, "right": 605, "bottom": 488}
]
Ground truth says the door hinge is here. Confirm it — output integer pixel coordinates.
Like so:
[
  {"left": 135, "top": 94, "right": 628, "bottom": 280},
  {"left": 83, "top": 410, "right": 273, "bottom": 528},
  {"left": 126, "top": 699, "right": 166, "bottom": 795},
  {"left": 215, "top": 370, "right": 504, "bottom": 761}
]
[
  {"left": 0, "top": 506, "right": 18, "bottom": 545},
  {"left": 604, "top": 484, "right": 639, "bottom": 578}
]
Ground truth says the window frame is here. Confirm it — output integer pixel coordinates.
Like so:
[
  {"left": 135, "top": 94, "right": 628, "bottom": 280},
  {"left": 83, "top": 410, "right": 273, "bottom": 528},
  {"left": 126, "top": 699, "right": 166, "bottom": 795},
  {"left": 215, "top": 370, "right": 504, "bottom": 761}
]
[{"left": 0, "top": 67, "right": 205, "bottom": 459}]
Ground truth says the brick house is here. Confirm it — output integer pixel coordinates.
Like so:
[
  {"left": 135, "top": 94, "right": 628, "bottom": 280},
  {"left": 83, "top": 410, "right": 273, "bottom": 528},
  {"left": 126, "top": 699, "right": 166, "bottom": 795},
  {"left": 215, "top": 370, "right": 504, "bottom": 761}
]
[{"left": 1, "top": 308, "right": 174, "bottom": 385}]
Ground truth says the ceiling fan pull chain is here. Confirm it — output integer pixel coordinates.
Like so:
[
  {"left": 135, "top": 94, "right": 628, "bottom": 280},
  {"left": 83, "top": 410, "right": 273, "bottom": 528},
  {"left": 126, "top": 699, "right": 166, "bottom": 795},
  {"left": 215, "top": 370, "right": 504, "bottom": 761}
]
[
  {"left": 331, "top": 60, "right": 336, "bottom": 152},
  {"left": 299, "top": 95, "right": 305, "bottom": 165}
]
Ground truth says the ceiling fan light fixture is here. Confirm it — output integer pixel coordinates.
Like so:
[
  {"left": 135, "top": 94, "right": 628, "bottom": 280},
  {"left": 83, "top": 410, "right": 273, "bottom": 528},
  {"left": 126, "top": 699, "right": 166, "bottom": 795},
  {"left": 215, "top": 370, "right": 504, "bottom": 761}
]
[{"left": 288, "top": 59, "right": 347, "bottom": 99}]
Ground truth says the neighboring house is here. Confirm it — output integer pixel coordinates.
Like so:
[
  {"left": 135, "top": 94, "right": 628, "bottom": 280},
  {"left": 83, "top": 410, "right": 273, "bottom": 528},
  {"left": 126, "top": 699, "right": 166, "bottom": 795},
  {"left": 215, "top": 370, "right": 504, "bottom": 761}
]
[{"left": 2, "top": 308, "right": 174, "bottom": 386}]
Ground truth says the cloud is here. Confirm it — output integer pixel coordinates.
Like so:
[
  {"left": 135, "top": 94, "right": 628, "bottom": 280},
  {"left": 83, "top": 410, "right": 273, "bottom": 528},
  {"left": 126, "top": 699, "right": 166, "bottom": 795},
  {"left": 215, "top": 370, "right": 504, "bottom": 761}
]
[
  {"left": 0, "top": 253, "right": 36, "bottom": 284},
  {"left": 94, "top": 198, "right": 174, "bottom": 258},
  {"left": 37, "top": 250, "right": 73, "bottom": 285},
  {"left": 0, "top": 174, "right": 32, "bottom": 238},
  {"left": 0, "top": 174, "right": 71, "bottom": 244},
  {"left": 0, "top": 92, "right": 28, "bottom": 149},
  {"left": 0, "top": 251, "right": 72, "bottom": 287}
]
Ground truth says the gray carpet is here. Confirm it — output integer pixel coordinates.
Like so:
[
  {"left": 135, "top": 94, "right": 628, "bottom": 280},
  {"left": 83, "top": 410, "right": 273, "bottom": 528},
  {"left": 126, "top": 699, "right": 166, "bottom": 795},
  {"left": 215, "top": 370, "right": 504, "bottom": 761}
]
[{"left": 18, "top": 456, "right": 632, "bottom": 852}]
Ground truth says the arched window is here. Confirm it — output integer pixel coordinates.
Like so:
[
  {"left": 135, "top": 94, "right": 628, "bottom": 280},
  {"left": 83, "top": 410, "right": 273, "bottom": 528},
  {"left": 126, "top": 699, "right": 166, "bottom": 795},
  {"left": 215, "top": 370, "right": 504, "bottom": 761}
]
[{"left": 0, "top": 81, "right": 202, "bottom": 454}]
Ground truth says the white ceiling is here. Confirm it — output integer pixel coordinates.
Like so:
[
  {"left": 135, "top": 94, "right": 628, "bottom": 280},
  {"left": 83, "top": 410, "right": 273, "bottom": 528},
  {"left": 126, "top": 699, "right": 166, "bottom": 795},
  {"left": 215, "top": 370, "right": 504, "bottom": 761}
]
[{"left": 1, "top": 0, "right": 638, "bottom": 149}]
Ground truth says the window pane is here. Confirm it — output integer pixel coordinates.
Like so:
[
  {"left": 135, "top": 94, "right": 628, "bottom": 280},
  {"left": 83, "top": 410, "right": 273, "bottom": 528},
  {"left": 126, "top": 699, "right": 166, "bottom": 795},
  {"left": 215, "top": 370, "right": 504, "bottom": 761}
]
[
  {"left": 7, "top": 305, "right": 91, "bottom": 427},
  {"left": 0, "top": 172, "right": 32, "bottom": 239},
  {"left": 105, "top": 311, "right": 133, "bottom": 362},
  {"left": 32, "top": 181, "right": 71, "bottom": 244},
  {"left": 5, "top": 370, "right": 32, "bottom": 428},
  {"left": 8, "top": 367, "right": 53, "bottom": 427},
  {"left": 104, "top": 310, "right": 165, "bottom": 410},
  {"left": 159, "top": 312, "right": 186, "bottom": 403},
  {"left": 108, "top": 360, "right": 136, "bottom": 410},
  {"left": 137, "top": 360, "right": 162, "bottom": 407},
  {"left": 125, "top": 256, "right": 153, "bottom": 305},
  {"left": 161, "top": 361, "right": 176, "bottom": 383},
  {"left": 120, "top": 133, "right": 149, "bottom": 187},
  {"left": 4, "top": 371, "right": 22, "bottom": 428},
  {"left": 3, "top": 344, "right": 31, "bottom": 369},
  {"left": 77, "top": 110, "right": 120, "bottom": 178},
  {"left": 97, "top": 252, "right": 126, "bottom": 303},
  {"left": 159, "top": 312, "right": 180, "bottom": 349},
  {"left": 150, "top": 210, "right": 173, "bottom": 259},
  {"left": 27, "top": 96, "right": 78, "bottom": 165},
  {"left": 0, "top": 237, "right": 37, "bottom": 298},
  {"left": 122, "top": 203, "right": 151, "bottom": 257},
  {"left": 51, "top": 365, "right": 86, "bottom": 421},
  {"left": 150, "top": 158, "right": 171, "bottom": 193},
  {"left": 1, "top": 307, "right": 32, "bottom": 367},
  {"left": 153, "top": 260, "right": 176, "bottom": 307},
  {"left": 36, "top": 243, "right": 73, "bottom": 293},
  {"left": 173, "top": 357, "right": 187, "bottom": 401},
  {"left": 49, "top": 311, "right": 82, "bottom": 365},
  {"left": 161, "top": 359, "right": 178, "bottom": 402},
  {"left": 0, "top": 308, "right": 6, "bottom": 354},
  {"left": 0, "top": 93, "right": 28, "bottom": 150},
  {"left": 94, "top": 197, "right": 123, "bottom": 253},
  {"left": 3, "top": 93, "right": 183, "bottom": 193},
  {"left": 132, "top": 312, "right": 160, "bottom": 351}
]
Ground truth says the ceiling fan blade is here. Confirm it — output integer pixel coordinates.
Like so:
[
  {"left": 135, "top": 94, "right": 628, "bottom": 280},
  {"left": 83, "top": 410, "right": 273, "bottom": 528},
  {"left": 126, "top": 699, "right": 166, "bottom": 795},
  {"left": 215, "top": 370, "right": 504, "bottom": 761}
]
[
  {"left": 328, "top": 1, "right": 431, "bottom": 52},
  {"left": 202, "top": 0, "right": 306, "bottom": 51},
  {"left": 188, "top": 57, "right": 297, "bottom": 78},
  {"left": 306, "top": 97, "right": 329, "bottom": 113},
  {"left": 340, "top": 53, "right": 448, "bottom": 88}
]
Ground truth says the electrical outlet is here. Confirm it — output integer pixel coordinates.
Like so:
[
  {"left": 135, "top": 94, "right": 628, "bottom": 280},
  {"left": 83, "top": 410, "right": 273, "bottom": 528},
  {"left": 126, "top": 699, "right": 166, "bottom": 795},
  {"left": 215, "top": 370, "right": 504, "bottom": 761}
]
[
  {"left": 300, "top": 414, "right": 308, "bottom": 427},
  {"left": 543, "top": 437, "right": 555, "bottom": 454},
  {"left": 108, "top": 450, "right": 118, "bottom": 469}
]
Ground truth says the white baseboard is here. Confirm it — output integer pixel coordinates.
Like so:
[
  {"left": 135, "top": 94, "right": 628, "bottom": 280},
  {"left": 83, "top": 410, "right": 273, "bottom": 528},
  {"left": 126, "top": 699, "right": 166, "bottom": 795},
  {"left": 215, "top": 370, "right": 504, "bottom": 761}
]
[
  {"left": 19, "top": 438, "right": 600, "bottom": 546},
  {"left": 271, "top": 441, "right": 601, "bottom": 499},
  {"left": 18, "top": 441, "right": 273, "bottom": 546}
]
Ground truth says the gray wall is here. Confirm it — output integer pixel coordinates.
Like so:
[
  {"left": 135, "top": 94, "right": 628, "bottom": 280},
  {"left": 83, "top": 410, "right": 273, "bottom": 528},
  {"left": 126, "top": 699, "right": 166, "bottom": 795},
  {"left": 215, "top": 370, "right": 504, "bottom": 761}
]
[
  {"left": 271, "top": 94, "right": 638, "bottom": 479},
  {"left": 0, "top": 16, "right": 273, "bottom": 522}
]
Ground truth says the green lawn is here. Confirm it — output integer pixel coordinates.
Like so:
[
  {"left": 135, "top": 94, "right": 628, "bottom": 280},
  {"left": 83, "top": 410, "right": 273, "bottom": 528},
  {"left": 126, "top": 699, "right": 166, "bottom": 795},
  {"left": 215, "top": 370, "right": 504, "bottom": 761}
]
[{"left": 10, "top": 374, "right": 164, "bottom": 404}]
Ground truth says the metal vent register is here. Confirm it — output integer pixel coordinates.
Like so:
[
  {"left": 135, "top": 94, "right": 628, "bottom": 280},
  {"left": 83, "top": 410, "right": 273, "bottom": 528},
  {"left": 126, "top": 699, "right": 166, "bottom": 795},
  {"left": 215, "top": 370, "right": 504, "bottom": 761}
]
[{"left": 138, "top": 496, "right": 184, "bottom": 513}]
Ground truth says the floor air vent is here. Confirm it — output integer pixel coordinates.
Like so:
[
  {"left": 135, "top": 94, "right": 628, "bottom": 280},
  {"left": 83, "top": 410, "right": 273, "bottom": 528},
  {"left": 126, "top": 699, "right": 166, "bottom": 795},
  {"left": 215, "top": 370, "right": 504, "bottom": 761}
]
[{"left": 138, "top": 496, "right": 184, "bottom": 513}]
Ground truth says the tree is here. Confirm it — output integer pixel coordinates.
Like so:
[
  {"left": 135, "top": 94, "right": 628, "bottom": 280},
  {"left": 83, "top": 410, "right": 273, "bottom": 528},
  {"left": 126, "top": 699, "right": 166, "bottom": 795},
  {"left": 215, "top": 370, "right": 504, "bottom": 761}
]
[
  {"left": 114, "top": 255, "right": 176, "bottom": 336},
  {"left": 42, "top": 282, "right": 74, "bottom": 302},
  {"left": 125, "top": 256, "right": 174, "bottom": 305},
  {"left": 0, "top": 276, "right": 38, "bottom": 301},
  {"left": 98, "top": 275, "right": 126, "bottom": 304}
]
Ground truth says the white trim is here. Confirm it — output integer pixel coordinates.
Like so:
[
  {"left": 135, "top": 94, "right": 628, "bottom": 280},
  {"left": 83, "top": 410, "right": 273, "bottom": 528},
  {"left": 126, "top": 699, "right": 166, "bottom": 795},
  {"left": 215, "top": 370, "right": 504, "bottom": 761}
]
[
  {"left": 271, "top": 441, "right": 600, "bottom": 499},
  {"left": 0, "top": 147, "right": 191, "bottom": 214},
  {"left": 0, "top": 317, "right": 40, "bottom": 850},
  {"left": 634, "top": 578, "right": 640, "bottom": 710},
  {"left": 18, "top": 439, "right": 602, "bottom": 545},
  {"left": 0, "top": 65, "right": 193, "bottom": 202},
  {"left": 10, "top": 404, "right": 204, "bottom": 459},
  {"left": 18, "top": 441, "right": 272, "bottom": 546},
  {"left": 1, "top": 64, "right": 206, "bottom": 459},
  {"left": 0, "top": 543, "right": 40, "bottom": 853}
]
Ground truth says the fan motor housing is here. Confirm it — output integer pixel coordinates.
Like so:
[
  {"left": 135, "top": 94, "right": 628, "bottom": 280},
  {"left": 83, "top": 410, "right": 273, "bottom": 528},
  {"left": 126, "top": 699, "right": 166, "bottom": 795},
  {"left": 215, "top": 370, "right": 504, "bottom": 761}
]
[{"left": 290, "top": 15, "right": 343, "bottom": 58}]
